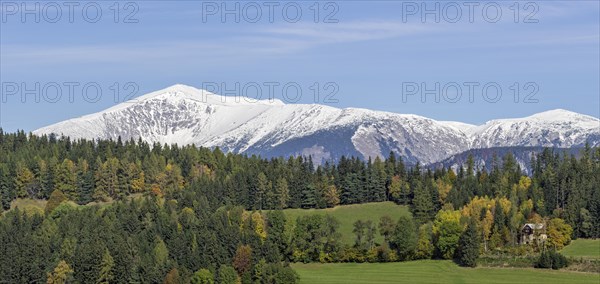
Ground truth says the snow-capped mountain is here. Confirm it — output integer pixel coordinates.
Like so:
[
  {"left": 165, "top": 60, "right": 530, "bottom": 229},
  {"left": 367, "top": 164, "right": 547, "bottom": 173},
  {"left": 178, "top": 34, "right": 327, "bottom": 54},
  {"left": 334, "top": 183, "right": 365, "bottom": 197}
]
[
  {"left": 33, "top": 84, "right": 600, "bottom": 164},
  {"left": 469, "top": 109, "right": 600, "bottom": 149}
]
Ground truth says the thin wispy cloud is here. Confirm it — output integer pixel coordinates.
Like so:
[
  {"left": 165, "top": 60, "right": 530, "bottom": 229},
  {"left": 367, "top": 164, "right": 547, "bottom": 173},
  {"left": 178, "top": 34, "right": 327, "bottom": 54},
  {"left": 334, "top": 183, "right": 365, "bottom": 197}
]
[
  {"left": 261, "top": 21, "right": 433, "bottom": 42},
  {"left": 0, "top": 20, "right": 438, "bottom": 66},
  {"left": 1, "top": 2, "right": 598, "bottom": 68}
]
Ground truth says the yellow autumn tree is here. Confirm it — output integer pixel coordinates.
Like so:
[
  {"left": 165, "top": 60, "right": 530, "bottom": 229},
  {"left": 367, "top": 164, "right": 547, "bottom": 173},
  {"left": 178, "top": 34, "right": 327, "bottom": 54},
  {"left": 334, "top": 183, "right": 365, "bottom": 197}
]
[
  {"left": 324, "top": 184, "right": 340, "bottom": 207},
  {"left": 436, "top": 175, "right": 453, "bottom": 204},
  {"left": 15, "top": 163, "right": 35, "bottom": 198},
  {"left": 481, "top": 209, "right": 494, "bottom": 252},
  {"left": 190, "top": 163, "right": 214, "bottom": 181},
  {"left": 546, "top": 218, "right": 573, "bottom": 250},
  {"left": 519, "top": 199, "right": 534, "bottom": 219},
  {"left": 388, "top": 175, "right": 410, "bottom": 204},
  {"left": 461, "top": 196, "right": 494, "bottom": 220},
  {"left": 251, "top": 212, "right": 267, "bottom": 241},
  {"left": 47, "top": 260, "right": 73, "bottom": 284},
  {"left": 497, "top": 197, "right": 512, "bottom": 216},
  {"left": 94, "top": 158, "right": 119, "bottom": 200},
  {"left": 159, "top": 163, "right": 184, "bottom": 192},
  {"left": 511, "top": 176, "right": 531, "bottom": 204},
  {"left": 128, "top": 161, "right": 146, "bottom": 193},
  {"left": 55, "top": 159, "right": 77, "bottom": 200},
  {"left": 150, "top": 183, "right": 163, "bottom": 198}
]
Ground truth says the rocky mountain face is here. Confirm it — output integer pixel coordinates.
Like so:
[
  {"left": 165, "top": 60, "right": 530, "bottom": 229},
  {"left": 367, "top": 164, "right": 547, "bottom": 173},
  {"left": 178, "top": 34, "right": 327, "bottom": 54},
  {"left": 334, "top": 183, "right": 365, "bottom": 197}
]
[{"left": 33, "top": 84, "right": 600, "bottom": 165}]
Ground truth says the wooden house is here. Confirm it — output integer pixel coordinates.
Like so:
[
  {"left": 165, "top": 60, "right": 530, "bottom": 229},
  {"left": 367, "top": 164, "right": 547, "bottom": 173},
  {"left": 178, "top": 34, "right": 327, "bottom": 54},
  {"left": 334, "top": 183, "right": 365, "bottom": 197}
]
[{"left": 521, "top": 223, "right": 546, "bottom": 245}]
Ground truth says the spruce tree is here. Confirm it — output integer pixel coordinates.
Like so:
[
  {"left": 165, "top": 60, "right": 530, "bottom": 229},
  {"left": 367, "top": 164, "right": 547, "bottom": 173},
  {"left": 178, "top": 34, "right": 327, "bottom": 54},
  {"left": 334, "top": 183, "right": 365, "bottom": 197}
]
[
  {"left": 412, "top": 180, "right": 434, "bottom": 224},
  {"left": 274, "top": 178, "right": 290, "bottom": 209},
  {"left": 457, "top": 219, "right": 480, "bottom": 267},
  {"left": 97, "top": 249, "right": 114, "bottom": 284},
  {"left": 301, "top": 184, "right": 316, "bottom": 209},
  {"left": 77, "top": 159, "right": 94, "bottom": 205}
]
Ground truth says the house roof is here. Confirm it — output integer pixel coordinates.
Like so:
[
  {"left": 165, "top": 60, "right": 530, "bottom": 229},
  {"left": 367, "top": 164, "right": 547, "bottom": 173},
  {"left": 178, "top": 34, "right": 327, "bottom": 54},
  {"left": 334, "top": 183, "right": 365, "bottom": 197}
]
[{"left": 523, "top": 223, "right": 544, "bottom": 230}]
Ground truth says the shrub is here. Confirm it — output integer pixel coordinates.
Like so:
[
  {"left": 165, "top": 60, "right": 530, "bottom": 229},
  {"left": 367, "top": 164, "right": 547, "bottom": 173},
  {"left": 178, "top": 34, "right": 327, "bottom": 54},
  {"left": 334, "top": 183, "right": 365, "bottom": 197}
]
[
  {"left": 535, "top": 251, "right": 568, "bottom": 270},
  {"left": 48, "top": 202, "right": 77, "bottom": 219},
  {"left": 551, "top": 252, "right": 568, "bottom": 270},
  {"left": 338, "top": 247, "right": 365, "bottom": 263},
  {"left": 535, "top": 251, "right": 552, "bottom": 269},
  {"left": 45, "top": 190, "right": 67, "bottom": 215},
  {"left": 258, "top": 263, "right": 299, "bottom": 284}
]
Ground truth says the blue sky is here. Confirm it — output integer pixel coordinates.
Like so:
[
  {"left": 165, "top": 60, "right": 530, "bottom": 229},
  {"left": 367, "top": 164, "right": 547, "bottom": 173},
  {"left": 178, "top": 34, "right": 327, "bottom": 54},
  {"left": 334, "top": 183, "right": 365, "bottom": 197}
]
[{"left": 1, "top": 1, "right": 599, "bottom": 132}]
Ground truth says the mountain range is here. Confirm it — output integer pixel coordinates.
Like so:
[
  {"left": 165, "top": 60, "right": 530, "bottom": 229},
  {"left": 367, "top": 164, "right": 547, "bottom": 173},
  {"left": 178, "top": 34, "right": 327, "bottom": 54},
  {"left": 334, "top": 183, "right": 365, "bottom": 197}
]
[{"left": 33, "top": 84, "right": 600, "bottom": 166}]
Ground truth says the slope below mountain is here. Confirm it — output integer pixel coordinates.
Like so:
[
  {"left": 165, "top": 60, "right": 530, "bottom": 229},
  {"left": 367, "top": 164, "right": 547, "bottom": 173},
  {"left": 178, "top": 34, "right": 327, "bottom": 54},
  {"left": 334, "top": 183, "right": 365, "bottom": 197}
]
[{"left": 429, "top": 146, "right": 584, "bottom": 175}]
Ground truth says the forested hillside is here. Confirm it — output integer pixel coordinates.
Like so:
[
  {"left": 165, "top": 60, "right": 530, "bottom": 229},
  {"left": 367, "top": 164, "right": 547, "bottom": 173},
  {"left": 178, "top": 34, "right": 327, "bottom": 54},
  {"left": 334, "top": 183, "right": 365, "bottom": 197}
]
[{"left": 0, "top": 130, "right": 599, "bottom": 283}]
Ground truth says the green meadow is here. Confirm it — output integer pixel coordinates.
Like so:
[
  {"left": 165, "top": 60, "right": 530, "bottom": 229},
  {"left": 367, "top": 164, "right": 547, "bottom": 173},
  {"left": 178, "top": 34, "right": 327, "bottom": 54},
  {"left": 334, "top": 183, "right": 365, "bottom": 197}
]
[
  {"left": 561, "top": 239, "right": 600, "bottom": 259},
  {"left": 282, "top": 202, "right": 410, "bottom": 244},
  {"left": 292, "top": 260, "right": 600, "bottom": 284}
]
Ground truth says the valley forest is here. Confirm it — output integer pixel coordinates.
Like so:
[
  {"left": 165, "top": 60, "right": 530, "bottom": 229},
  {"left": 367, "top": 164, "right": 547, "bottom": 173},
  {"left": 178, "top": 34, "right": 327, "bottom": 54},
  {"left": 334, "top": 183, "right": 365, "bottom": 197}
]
[{"left": 0, "top": 130, "right": 599, "bottom": 283}]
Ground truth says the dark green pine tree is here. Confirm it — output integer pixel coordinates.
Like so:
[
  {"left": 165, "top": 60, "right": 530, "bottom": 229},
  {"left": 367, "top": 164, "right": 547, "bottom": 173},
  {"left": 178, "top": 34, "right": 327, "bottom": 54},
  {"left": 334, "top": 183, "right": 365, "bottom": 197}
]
[
  {"left": 301, "top": 184, "right": 316, "bottom": 209},
  {"left": 77, "top": 159, "right": 95, "bottom": 205},
  {"left": 341, "top": 173, "right": 358, "bottom": 204},
  {"left": 0, "top": 164, "right": 13, "bottom": 210},
  {"left": 493, "top": 200, "right": 506, "bottom": 228},
  {"left": 372, "top": 157, "right": 387, "bottom": 202},
  {"left": 411, "top": 179, "right": 434, "bottom": 224},
  {"left": 457, "top": 219, "right": 481, "bottom": 267},
  {"left": 590, "top": 185, "right": 600, "bottom": 238}
]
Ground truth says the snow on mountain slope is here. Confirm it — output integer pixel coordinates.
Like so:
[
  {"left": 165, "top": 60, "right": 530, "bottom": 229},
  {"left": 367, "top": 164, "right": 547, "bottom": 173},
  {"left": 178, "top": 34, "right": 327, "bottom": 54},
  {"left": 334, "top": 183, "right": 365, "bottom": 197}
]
[
  {"left": 33, "top": 85, "right": 600, "bottom": 164},
  {"left": 470, "top": 109, "right": 600, "bottom": 149},
  {"left": 35, "top": 85, "right": 280, "bottom": 145},
  {"left": 440, "top": 121, "right": 477, "bottom": 134}
]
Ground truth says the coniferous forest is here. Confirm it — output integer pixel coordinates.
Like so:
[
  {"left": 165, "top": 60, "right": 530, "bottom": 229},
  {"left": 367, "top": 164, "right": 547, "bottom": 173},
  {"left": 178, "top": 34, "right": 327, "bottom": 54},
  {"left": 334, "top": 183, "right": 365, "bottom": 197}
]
[{"left": 1, "top": 129, "right": 599, "bottom": 283}]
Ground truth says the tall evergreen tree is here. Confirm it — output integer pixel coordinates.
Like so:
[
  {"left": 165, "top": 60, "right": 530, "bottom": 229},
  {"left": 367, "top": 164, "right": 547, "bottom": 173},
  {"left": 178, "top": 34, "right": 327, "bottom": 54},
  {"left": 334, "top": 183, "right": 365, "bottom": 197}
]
[
  {"left": 457, "top": 219, "right": 480, "bottom": 267},
  {"left": 412, "top": 180, "right": 434, "bottom": 224},
  {"left": 55, "top": 159, "right": 78, "bottom": 201},
  {"left": 97, "top": 249, "right": 115, "bottom": 284}
]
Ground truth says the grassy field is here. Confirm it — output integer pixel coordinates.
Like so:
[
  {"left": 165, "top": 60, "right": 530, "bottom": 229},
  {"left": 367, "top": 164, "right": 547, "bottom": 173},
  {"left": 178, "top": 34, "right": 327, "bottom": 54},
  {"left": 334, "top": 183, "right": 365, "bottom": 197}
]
[
  {"left": 292, "top": 260, "right": 600, "bottom": 284},
  {"left": 7, "top": 198, "right": 48, "bottom": 215},
  {"left": 561, "top": 239, "right": 600, "bottom": 259},
  {"left": 282, "top": 202, "right": 410, "bottom": 244}
]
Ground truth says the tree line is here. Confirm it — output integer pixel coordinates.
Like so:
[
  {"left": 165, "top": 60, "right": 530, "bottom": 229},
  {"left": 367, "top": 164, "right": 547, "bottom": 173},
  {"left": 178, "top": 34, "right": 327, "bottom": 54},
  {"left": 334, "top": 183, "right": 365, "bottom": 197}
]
[{"left": 1, "top": 130, "right": 598, "bottom": 238}]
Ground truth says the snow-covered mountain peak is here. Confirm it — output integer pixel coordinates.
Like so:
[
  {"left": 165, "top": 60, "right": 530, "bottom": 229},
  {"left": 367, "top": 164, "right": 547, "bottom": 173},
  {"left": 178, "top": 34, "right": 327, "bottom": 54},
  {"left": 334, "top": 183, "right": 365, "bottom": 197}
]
[
  {"left": 481, "top": 109, "right": 596, "bottom": 124},
  {"left": 527, "top": 108, "right": 598, "bottom": 122},
  {"left": 125, "top": 84, "right": 285, "bottom": 107},
  {"left": 126, "top": 84, "right": 208, "bottom": 102},
  {"left": 469, "top": 109, "right": 599, "bottom": 149},
  {"left": 33, "top": 84, "right": 600, "bottom": 164}
]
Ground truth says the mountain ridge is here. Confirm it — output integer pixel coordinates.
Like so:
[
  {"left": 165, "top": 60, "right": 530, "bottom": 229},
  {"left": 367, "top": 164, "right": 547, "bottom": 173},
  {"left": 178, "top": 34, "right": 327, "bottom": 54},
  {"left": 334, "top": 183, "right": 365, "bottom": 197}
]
[{"left": 33, "top": 84, "right": 600, "bottom": 164}]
